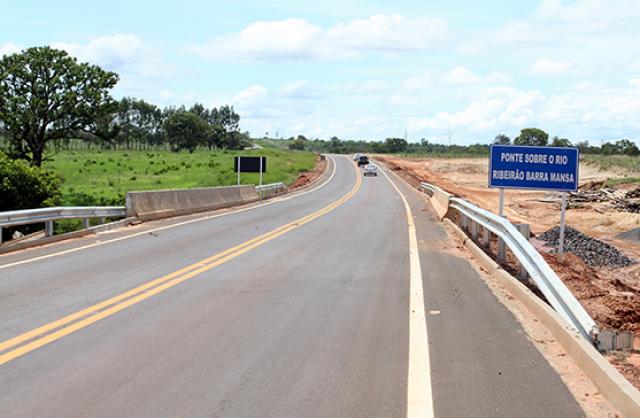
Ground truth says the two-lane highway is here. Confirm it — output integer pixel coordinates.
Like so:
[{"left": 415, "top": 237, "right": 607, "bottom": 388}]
[{"left": 0, "top": 155, "right": 586, "bottom": 417}]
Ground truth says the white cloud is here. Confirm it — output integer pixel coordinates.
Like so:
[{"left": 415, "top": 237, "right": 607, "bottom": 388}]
[
  {"left": 185, "top": 14, "right": 453, "bottom": 63},
  {"left": 402, "top": 71, "right": 432, "bottom": 91},
  {"left": 406, "top": 88, "right": 546, "bottom": 137},
  {"left": 344, "top": 79, "right": 392, "bottom": 95},
  {"left": 390, "top": 94, "right": 418, "bottom": 107},
  {"left": 51, "top": 34, "right": 178, "bottom": 95},
  {"left": 0, "top": 42, "right": 24, "bottom": 57},
  {"left": 231, "top": 85, "right": 317, "bottom": 119},
  {"left": 458, "top": 21, "right": 553, "bottom": 54},
  {"left": 630, "top": 79, "right": 640, "bottom": 87},
  {"left": 460, "top": 0, "right": 640, "bottom": 54},
  {"left": 444, "top": 66, "right": 481, "bottom": 85},
  {"left": 530, "top": 58, "right": 573, "bottom": 76},
  {"left": 404, "top": 85, "right": 640, "bottom": 144},
  {"left": 159, "top": 90, "right": 174, "bottom": 100},
  {"left": 326, "top": 13, "right": 453, "bottom": 55},
  {"left": 52, "top": 34, "right": 155, "bottom": 70},
  {"left": 443, "top": 66, "right": 512, "bottom": 85},
  {"left": 536, "top": 0, "right": 640, "bottom": 22},
  {"left": 572, "top": 80, "right": 606, "bottom": 91},
  {"left": 185, "top": 18, "right": 330, "bottom": 63},
  {"left": 280, "top": 80, "right": 323, "bottom": 99},
  {"left": 232, "top": 85, "right": 269, "bottom": 108}
]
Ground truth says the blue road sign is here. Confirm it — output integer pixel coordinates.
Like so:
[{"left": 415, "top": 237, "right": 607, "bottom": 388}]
[{"left": 489, "top": 145, "right": 579, "bottom": 191}]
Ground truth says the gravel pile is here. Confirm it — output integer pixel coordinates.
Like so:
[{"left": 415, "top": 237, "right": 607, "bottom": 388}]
[{"left": 538, "top": 226, "right": 635, "bottom": 268}]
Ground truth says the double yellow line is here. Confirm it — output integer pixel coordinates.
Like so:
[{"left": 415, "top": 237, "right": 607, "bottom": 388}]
[{"left": 0, "top": 159, "right": 361, "bottom": 366}]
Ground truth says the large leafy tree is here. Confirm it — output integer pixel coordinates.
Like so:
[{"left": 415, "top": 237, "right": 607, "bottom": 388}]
[
  {"left": 513, "top": 128, "right": 549, "bottom": 146},
  {"left": 494, "top": 134, "right": 511, "bottom": 145},
  {"left": 0, "top": 46, "right": 120, "bottom": 166},
  {"left": 550, "top": 136, "right": 572, "bottom": 147},
  {"left": 163, "top": 112, "right": 211, "bottom": 153}
]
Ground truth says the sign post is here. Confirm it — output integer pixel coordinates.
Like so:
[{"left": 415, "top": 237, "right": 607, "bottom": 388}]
[
  {"left": 234, "top": 156, "right": 267, "bottom": 186},
  {"left": 489, "top": 145, "right": 579, "bottom": 262}
]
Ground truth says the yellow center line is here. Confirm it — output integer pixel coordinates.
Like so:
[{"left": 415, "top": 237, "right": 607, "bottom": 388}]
[{"left": 0, "top": 157, "right": 361, "bottom": 366}]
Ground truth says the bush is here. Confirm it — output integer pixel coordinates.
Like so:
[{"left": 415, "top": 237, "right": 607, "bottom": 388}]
[{"left": 0, "top": 150, "right": 63, "bottom": 240}]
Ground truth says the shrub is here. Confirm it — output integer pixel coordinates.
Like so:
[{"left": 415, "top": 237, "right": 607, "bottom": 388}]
[{"left": 0, "top": 150, "right": 63, "bottom": 240}]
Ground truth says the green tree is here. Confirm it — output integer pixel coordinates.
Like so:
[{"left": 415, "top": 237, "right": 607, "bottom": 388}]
[
  {"left": 329, "top": 136, "right": 341, "bottom": 153},
  {"left": 494, "top": 134, "right": 510, "bottom": 144},
  {"left": 616, "top": 139, "right": 640, "bottom": 156},
  {"left": 370, "top": 142, "right": 387, "bottom": 153},
  {"left": 385, "top": 137, "right": 408, "bottom": 153},
  {"left": 514, "top": 128, "right": 549, "bottom": 146},
  {"left": 574, "top": 140, "right": 589, "bottom": 153},
  {"left": 289, "top": 137, "right": 306, "bottom": 151},
  {"left": 163, "top": 112, "right": 210, "bottom": 153},
  {"left": 0, "top": 46, "right": 120, "bottom": 166},
  {"left": 550, "top": 136, "right": 572, "bottom": 147}
]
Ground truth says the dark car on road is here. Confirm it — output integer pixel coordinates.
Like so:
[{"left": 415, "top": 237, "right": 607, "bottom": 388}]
[{"left": 357, "top": 155, "right": 370, "bottom": 167}]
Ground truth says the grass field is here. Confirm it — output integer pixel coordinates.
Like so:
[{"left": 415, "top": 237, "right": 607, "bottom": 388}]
[{"left": 42, "top": 148, "right": 318, "bottom": 205}]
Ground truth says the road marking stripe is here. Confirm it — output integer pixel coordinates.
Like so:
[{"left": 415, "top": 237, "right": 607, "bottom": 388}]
[
  {"left": 379, "top": 167, "right": 435, "bottom": 418},
  {"left": 0, "top": 157, "right": 360, "bottom": 366},
  {"left": 0, "top": 156, "right": 338, "bottom": 271}
]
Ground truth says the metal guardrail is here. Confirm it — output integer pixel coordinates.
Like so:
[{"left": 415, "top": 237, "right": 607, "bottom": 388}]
[
  {"left": 0, "top": 207, "right": 126, "bottom": 244},
  {"left": 421, "top": 182, "right": 600, "bottom": 343},
  {"left": 0, "top": 183, "right": 290, "bottom": 245},
  {"left": 256, "top": 183, "right": 288, "bottom": 198}
]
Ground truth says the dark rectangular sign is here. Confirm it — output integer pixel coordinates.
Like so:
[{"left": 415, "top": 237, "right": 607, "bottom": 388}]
[
  {"left": 489, "top": 145, "right": 579, "bottom": 191},
  {"left": 234, "top": 156, "right": 266, "bottom": 173}
]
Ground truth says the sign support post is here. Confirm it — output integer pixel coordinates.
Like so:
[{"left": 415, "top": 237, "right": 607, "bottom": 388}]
[{"left": 559, "top": 192, "right": 567, "bottom": 263}]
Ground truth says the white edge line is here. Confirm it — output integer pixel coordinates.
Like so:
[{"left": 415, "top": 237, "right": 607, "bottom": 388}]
[{"left": 379, "top": 167, "right": 435, "bottom": 418}]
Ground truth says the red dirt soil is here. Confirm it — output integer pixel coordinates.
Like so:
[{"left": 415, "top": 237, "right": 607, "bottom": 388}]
[{"left": 289, "top": 155, "right": 327, "bottom": 190}]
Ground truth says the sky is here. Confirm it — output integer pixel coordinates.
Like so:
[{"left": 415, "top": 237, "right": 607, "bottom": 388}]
[{"left": 2, "top": 0, "right": 640, "bottom": 146}]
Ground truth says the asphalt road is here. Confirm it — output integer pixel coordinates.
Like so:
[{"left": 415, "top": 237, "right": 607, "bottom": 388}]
[{"left": 0, "top": 155, "right": 586, "bottom": 417}]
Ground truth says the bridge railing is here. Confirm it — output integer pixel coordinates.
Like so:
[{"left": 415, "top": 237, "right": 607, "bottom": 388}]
[
  {"left": 256, "top": 183, "right": 288, "bottom": 198},
  {"left": 420, "top": 181, "right": 604, "bottom": 345},
  {"left": 0, "top": 207, "right": 127, "bottom": 244}
]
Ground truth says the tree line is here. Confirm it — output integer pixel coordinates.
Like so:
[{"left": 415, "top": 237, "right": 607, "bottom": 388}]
[
  {"left": 281, "top": 127, "right": 638, "bottom": 157},
  {"left": 0, "top": 46, "right": 248, "bottom": 168}
]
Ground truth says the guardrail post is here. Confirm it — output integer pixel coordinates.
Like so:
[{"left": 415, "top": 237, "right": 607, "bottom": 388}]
[
  {"left": 460, "top": 200, "right": 470, "bottom": 232},
  {"left": 482, "top": 210, "right": 491, "bottom": 248},
  {"left": 471, "top": 204, "right": 479, "bottom": 240},
  {"left": 482, "top": 226, "right": 491, "bottom": 248},
  {"left": 99, "top": 218, "right": 105, "bottom": 225},
  {"left": 45, "top": 221, "right": 54, "bottom": 237},
  {"left": 83, "top": 218, "right": 90, "bottom": 229},
  {"left": 515, "top": 224, "right": 531, "bottom": 280},
  {"left": 498, "top": 215, "right": 507, "bottom": 263},
  {"left": 0, "top": 227, "right": 3, "bottom": 245}
]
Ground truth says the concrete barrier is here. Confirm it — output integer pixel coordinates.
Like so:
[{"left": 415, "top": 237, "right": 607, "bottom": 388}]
[
  {"left": 125, "top": 185, "right": 260, "bottom": 221},
  {"left": 430, "top": 187, "right": 451, "bottom": 220}
]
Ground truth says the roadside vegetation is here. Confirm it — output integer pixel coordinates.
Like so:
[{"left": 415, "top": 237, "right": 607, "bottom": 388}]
[{"left": 44, "top": 147, "right": 317, "bottom": 205}]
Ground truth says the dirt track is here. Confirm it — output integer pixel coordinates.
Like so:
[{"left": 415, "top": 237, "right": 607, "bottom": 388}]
[{"left": 375, "top": 155, "right": 640, "bottom": 391}]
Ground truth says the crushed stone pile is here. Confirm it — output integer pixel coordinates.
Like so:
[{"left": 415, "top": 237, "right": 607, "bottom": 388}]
[{"left": 537, "top": 226, "right": 635, "bottom": 268}]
